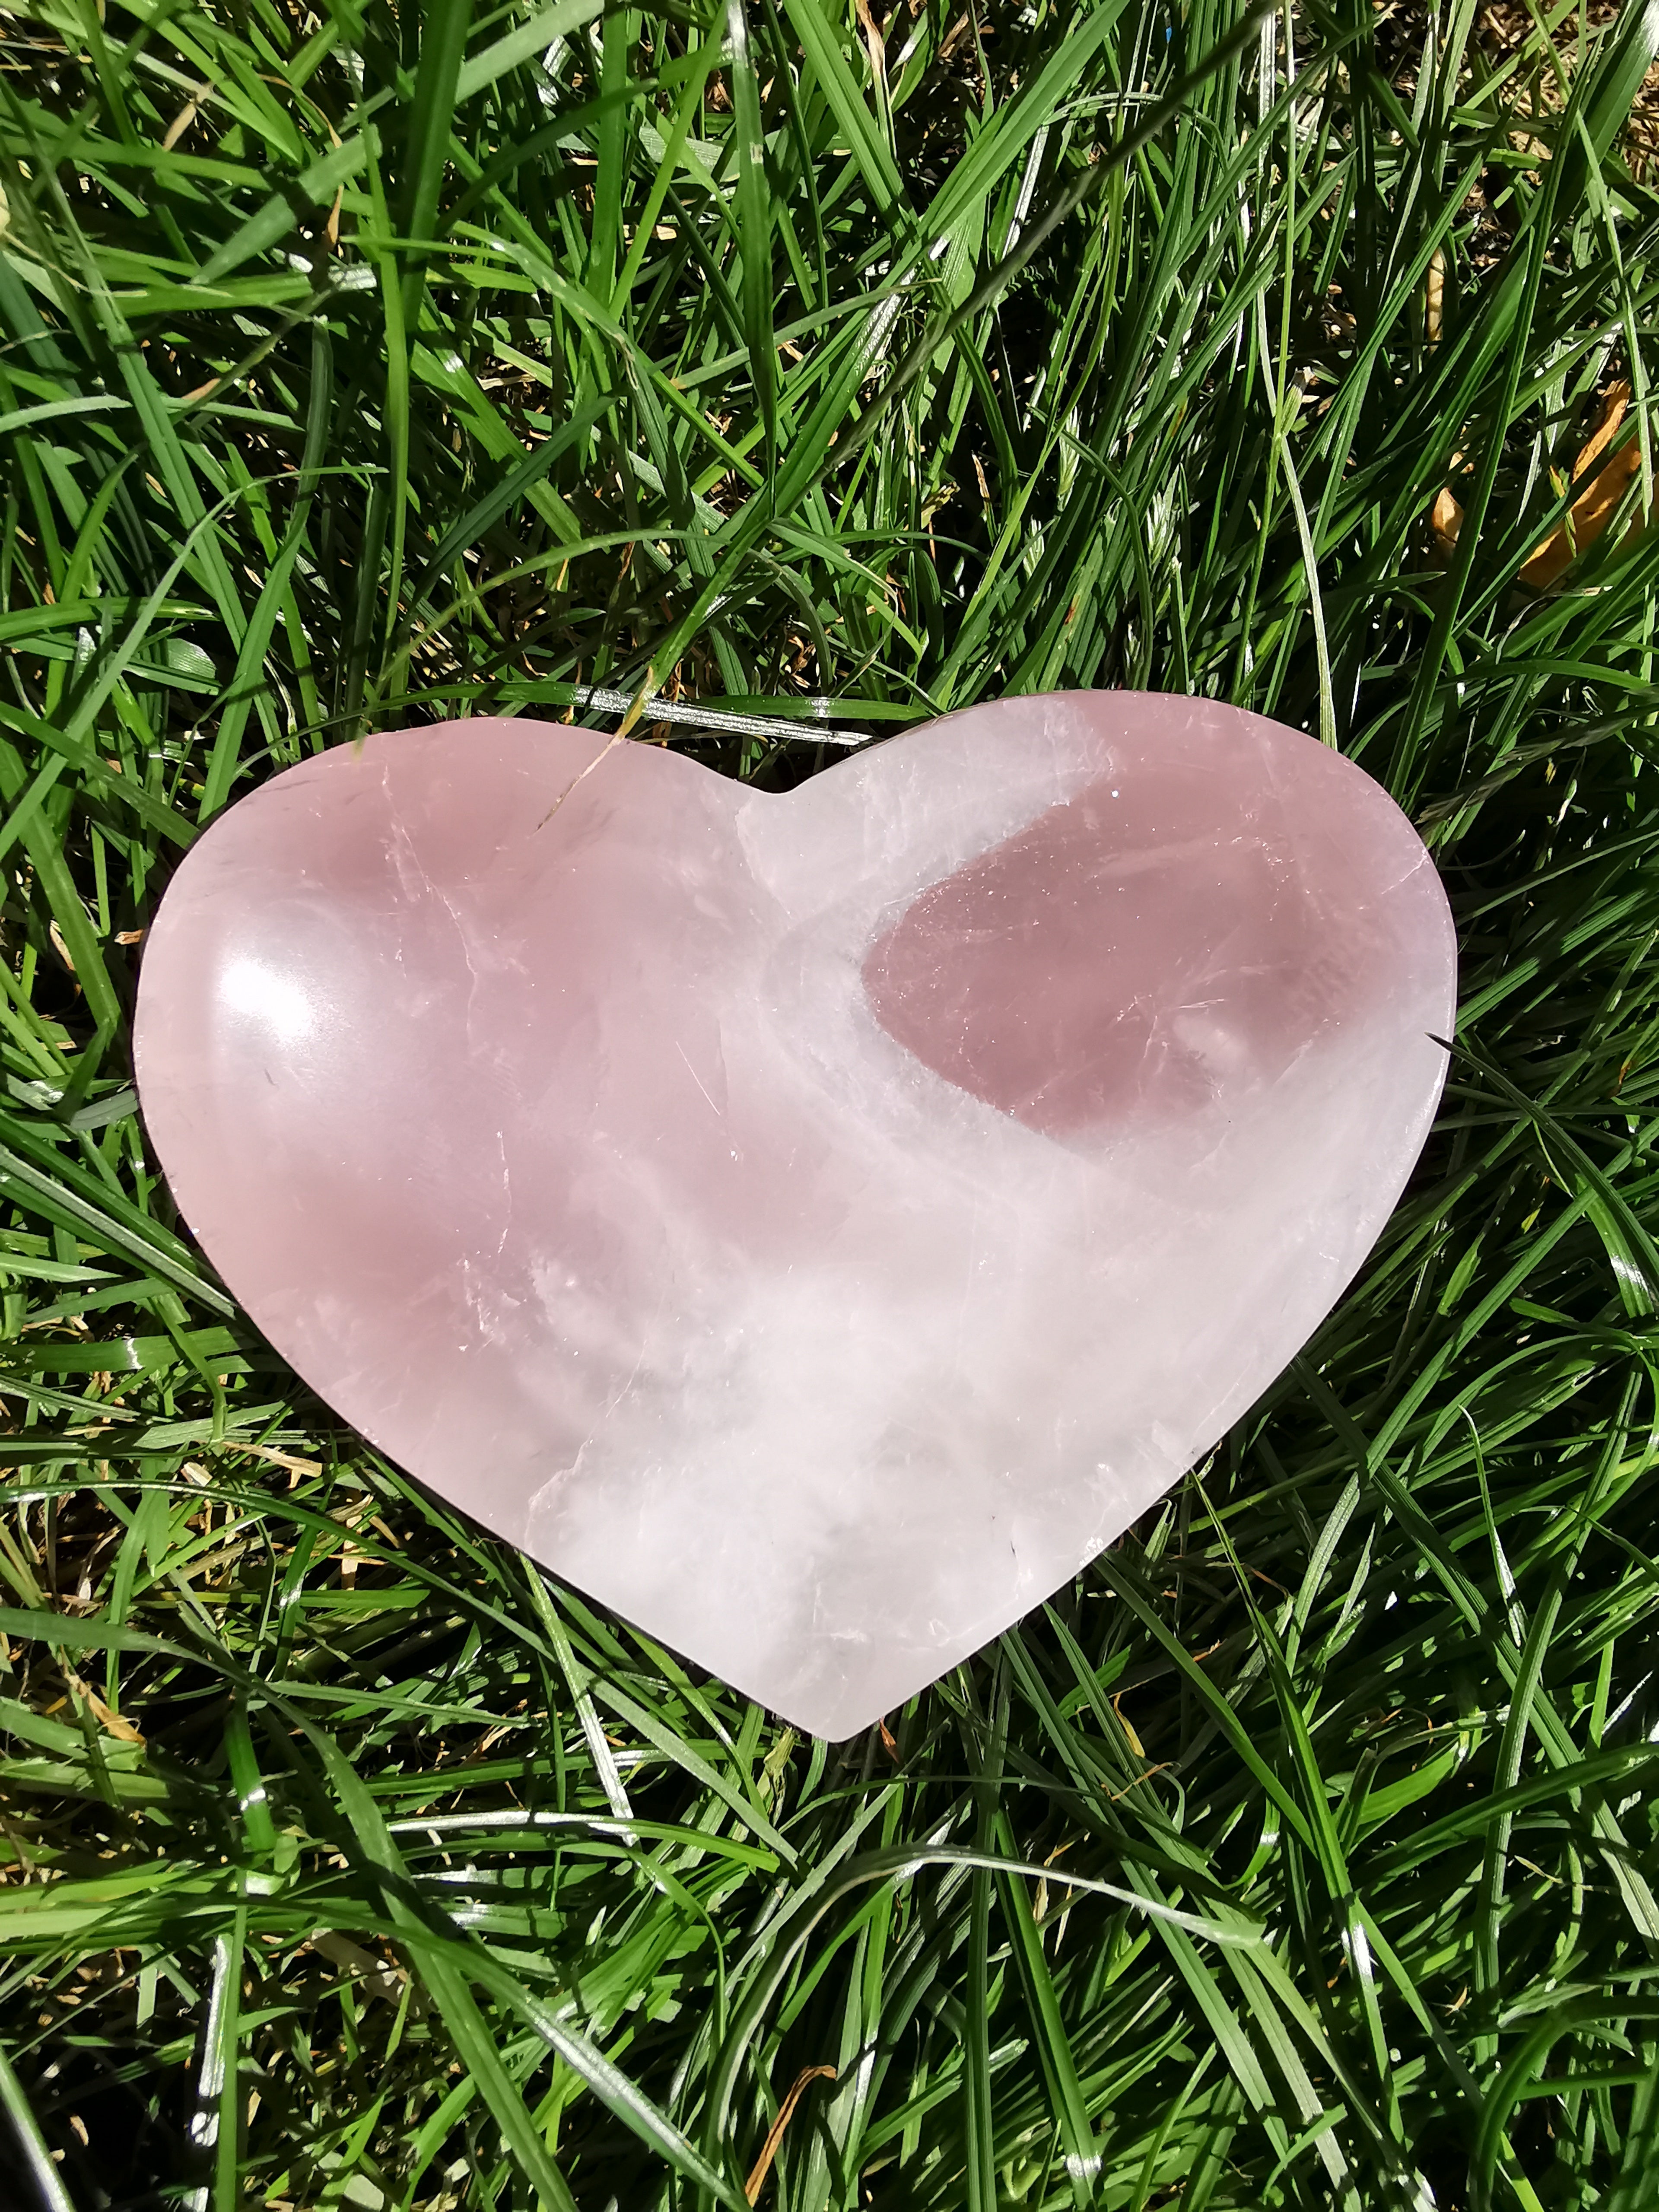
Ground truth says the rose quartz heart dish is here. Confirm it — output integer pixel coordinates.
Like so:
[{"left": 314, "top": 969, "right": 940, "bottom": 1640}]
[{"left": 133, "top": 694, "right": 1456, "bottom": 1736}]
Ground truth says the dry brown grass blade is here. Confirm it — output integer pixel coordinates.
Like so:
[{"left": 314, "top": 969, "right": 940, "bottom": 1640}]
[
  {"left": 854, "top": 0, "right": 890, "bottom": 122},
  {"left": 744, "top": 2064, "right": 837, "bottom": 2204},
  {"left": 213, "top": 1440, "right": 322, "bottom": 1478},
  {"left": 1425, "top": 246, "right": 1446, "bottom": 345},
  {"left": 307, "top": 1931, "right": 408, "bottom": 2005},
  {"left": 64, "top": 1672, "right": 143, "bottom": 1745},
  {"left": 161, "top": 86, "right": 207, "bottom": 151}
]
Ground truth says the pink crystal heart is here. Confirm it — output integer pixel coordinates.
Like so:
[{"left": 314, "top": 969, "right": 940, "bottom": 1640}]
[{"left": 133, "top": 695, "right": 1455, "bottom": 1736}]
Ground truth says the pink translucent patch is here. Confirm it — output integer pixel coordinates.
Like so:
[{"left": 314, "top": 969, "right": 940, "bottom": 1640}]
[{"left": 864, "top": 765, "right": 1372, "bottom": 1139}]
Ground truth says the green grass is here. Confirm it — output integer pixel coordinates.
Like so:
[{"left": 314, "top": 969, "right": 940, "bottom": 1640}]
[{"left": 2, "top": 0, "right": 1659, "bottom": 2202}]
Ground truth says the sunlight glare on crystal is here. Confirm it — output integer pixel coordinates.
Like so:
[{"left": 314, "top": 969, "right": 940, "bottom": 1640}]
[{"left": 217, "top": 957, "right": 315, "bottom": 1044}]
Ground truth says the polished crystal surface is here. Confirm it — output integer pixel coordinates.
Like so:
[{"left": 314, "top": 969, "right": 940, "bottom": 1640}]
[{"left": 133, "top": 695, "right": 1456, "bottom": 1737}]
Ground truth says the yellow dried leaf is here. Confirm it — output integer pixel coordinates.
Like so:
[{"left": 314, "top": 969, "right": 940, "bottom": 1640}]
[{"left": 1520, "top": 381, "right": 1644, "bottom": 591}]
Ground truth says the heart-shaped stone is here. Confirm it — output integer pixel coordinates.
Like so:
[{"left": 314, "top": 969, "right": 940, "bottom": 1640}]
[{"left": 133, "top": 695, "right": 1455, "bottom": 1737}]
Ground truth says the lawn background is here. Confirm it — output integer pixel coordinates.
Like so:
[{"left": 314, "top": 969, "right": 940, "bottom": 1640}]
[{"left": 3, "top": 0, "right": 1659, "bottom": 2204}]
